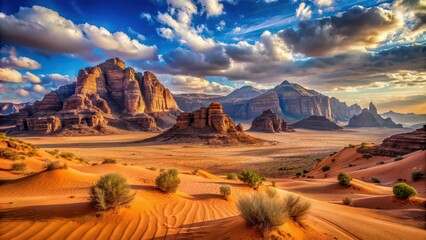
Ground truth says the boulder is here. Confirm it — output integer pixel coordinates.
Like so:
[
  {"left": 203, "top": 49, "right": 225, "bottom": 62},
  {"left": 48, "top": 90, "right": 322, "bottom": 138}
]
[
  {"left": 289, "top": 115, "right": 342, "bottom": 131},
  {"left": 249, "top": 109, "right": 292, "bottom": 133},
  {"left": 236, "top": 123, "right": 244, "bottom": 132}
]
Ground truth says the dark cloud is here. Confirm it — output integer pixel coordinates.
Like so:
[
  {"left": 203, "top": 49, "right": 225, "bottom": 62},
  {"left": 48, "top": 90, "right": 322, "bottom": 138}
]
[{"left": 277, "top": 5, "right": 401, "bottom": 56}]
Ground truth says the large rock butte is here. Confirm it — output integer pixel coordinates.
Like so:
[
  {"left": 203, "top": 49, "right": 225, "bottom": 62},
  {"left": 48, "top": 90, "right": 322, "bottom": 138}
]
[
  {"left": 147, "top": 102, "right": 265, "bottom": 145},
  {"left": 347, "top": 102, "right": 402, "bottom": 128},
  {"left": 289, "top": 115, "right": 343, "bottom": 131},
  {"left": 249, "top": 109, "right": 292, "bottom": 133},
  {"left": 13, "top": 58, "right": 179, "bottom": 133}
]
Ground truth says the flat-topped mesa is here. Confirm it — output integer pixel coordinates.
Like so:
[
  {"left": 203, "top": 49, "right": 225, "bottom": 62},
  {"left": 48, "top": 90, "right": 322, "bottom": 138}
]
[
  {"left": 249, "top": 109, "right": 292, "bottom": 133},
  {"left": 289, "top": 115, "right": 343, "bottom": 131},
  {"left": 176, "top": 102, "right": 236, "bottom": 134}
]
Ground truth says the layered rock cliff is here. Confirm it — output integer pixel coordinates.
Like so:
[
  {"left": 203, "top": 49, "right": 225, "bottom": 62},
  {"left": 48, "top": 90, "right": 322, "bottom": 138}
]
[
  {"left": 249, "top": 109, "right": 292, "bottom": 133},
  {"left": 347, "top": 102, "right": 402, "bottom": 128},
  {"left": 0, "top": 102, "right": 31, "bottom": 115},
  {"left": 14, "top": 58, "right": 179, "bottom": 134}
]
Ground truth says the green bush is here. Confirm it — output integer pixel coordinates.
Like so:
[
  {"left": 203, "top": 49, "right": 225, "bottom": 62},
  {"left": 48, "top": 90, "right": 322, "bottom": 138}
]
[
  {"left": 0, "top": 148, "right": 21, "bottom": 160},
  {"left": 45, "top": 161, "right": 68, "bottom": 171},
  {"left": 193, "top": 169, "right": 199, "bottom": 175},
  {"left": 225, "top": 173, "right": 238, "bottom": 180},
  {"left": 348, "top": 144, "right": 356, "bottom": 148},
  {"left": 155, "top": 168, "right": 181, "bottom": 193},
  {"left": 46, "top": 149, "right": 59, "bottom": 156},
  {"left": 393, "top": 183, "right": 417, "bottom": 199},
  {"left": 411, "top": 172, "right": 424, "bottom": 181},
  {"left": 322, "top": 166, "right": 330, "bottom": 172},
  {"left": 342, "top": 197, "right": 351, "bottom": 205},
  {"left": 295, "top": 172, "right": 302, "bottom": 177},
  {"left": 219, "top": 185, "right": 231, "bottom": 199},
  {"left": 238, "top": 170, "right": 265, "bottom": 190},
  {"left": 371, "top": 177, "right": 381, "bottom": 183},
  {"left": 337, "top": 172, "right": 352, "bottom": 188},
  {"left": 11, "top": 162, "right": 26, "bottom": 172},
  {"left": 76, "top": 157, "right": 89, "bottom": 164},
  {"left": 59, "top": 152, "right": 75, "bottom": 160},
  {"left": 90, "top": 173, "right": 135, "bottom": 211},
  {"left": 102, "top": 158, "right": 117, "bottom": 164},
  {"left": 394, "top": 156, "right": 403, "bottom": 161},
  {"left": 360, "top": 142, "right": 370, "bottom": 149}
]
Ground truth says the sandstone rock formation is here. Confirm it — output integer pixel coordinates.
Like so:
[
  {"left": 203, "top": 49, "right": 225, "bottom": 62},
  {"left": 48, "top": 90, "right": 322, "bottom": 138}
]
[
  {"left": 347, "top": 102, "right": 402, "bottom": 128},
  {"left": 175, "top": 81, "right": 361, "bottom": 122},
  {"left": 13, "top": 58, "right": 179, "bottom": 134},
  {"left": 147, "top": 102, "right": 265, "bottom": 145},
  {"left": 360, "top": 126, "right": 426, "bottom": 157},
  {"left": 289, "top": 115, "right": 343, "bottom": 131},
  {"left": 249, "top": 109, "right": 292, "bottom": 133},
  {"left": 0, "top": 102, "right": 31, "bottom": 115}
]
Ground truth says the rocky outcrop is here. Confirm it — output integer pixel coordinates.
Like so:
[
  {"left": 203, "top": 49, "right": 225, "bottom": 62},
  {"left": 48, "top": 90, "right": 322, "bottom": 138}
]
[
  {"left": 148, "top": 102, "right": 265, "bottom": 145},
  {"left": 347, "top": 102, "right": 402, "bottom": 128},
  {"left": 249, "top": 109, "right": 292, "bottom": 133},
  {"left": 330, "top": 97, "right": 362, "bottom": 122},
  {"left": 289, "top": 116, "right": 343, "bottom": 131},
  {"left": 0, "top": 102, "right": 31, "bottom": 115},
  {"left": 361, "top": 126, "right": 426, "bottom": 157},
  {"left": 16, "top": 116, "right": 61, "bottom": 133},
  {"left": 13, "top": 58, "right": 179, "bottom": 134},
  {"left": 236, "top": 123, "right": 244, "bottom": 132}
]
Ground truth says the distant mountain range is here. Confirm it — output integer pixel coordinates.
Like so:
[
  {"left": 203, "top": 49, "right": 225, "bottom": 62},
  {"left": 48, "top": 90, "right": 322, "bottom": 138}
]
[
  {"left": 0, "top": 102, "right": 31, "bottom": 115},
  {"left": 381, "top": 111, "right": 426, "bottom": 127},
  {"left": 176, "top": 81, "right": 362, "bottom": 123}
]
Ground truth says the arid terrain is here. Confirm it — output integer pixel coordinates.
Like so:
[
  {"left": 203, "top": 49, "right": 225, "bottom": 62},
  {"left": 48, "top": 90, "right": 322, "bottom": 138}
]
[{"left": 1, "top": 127, "right": 425, "bottom": 239}]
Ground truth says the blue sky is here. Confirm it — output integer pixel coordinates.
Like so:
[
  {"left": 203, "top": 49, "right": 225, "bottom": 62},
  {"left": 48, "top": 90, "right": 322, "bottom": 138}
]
[{"left": 0, "top": 0, "right": 425, "bottom": 113}]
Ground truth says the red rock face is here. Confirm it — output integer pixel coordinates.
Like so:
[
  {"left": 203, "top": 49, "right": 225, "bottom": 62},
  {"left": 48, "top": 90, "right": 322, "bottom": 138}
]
[
  {"left": 140, "top": 71, "right": 179, "bottom": 113},
  {"left": 176, "top": 102, "right": 235, "bottom": 134},
  {"left": 249, "top": 109, "right": 292, "bottom": 133},
  {"left": 362, "top": 126, "right": 426, "bottom": 157}
]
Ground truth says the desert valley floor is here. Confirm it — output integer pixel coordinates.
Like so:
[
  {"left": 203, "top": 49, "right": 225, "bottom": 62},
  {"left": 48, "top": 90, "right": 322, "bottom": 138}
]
[{"left": 0, "top": 127, "right": 425, "bottom": 240}]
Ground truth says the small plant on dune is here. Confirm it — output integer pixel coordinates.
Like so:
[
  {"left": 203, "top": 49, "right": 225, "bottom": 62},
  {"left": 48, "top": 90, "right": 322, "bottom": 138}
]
[
  {"left": 27, "top": 149, "right": 38, "bottom": 157},
  {"left": 0, "top": 132, "right": 6, "bottom": 139},
  {"left": 322, "top": 166, "right": 330, "bottom": 172},
  {"left": 147, "top": 167, "right": 157, "bottom": 171},
  {"left": 155, "top": 168, "right": 181, "bottom": 193},
  {"left": 219, "top": 185, "right": 231, "bottom": 200},
  {"left": 46, "top": 149, "right": 59, "bottom": 156},
  {"left": 295, "top": 172, "right": 302, "bottom": 177},
  {"left": 271, "top": 181, "right": 276, "bottom": 187},
  {"left": 238, "top": 170, "right": 265, "bottom": 190},
  {"left": 45, "top": 161, "right": 68, "bottom": 171},
  {"left": 337, "top": 172, "right": 352, "bottom": 188},
  {"left": 193, "top": 169, "right": 199, "bottom": 175},
  {"left": 360, "top": 142, "right": 370, "bottom": 149},
  {"left": 90, "top": 173, "right": 135, "bottom": 211},
  {"left": 102, "top": 157, "right": 117, "bottom": 164},
  {"left": 59, "top": 152, "right": 75, "bottom": 160},
  {"left": 394, "top": 156, "right": 404, "bottom": 161},
  {"left": 285, "top": 194, "right": 311, "bottom": 223},
  {"left": 303, "top": 169, "right": 309, "bottom": 174},
  {"left": 348, "top": 144, "right": 356, "bottom": 148},
  {"left": 76, "top": 157, "right": 89, "bottom": 164},
  {"left": 11, "top": 162, "right": 26, "bottom": 172},
  {"left": 225, "top": 173, "right": 238, "bottom": 180},
  {"left": 371, "top": 177, "right": 381, "bottom": 183},
  {"left": 411, "top": 172, "right": 424, "bottom": 181},
  {"left": 342, "top": 197, "right": 352, "bottom": 205},
  {"left": 393, "top": 183, "right": 417, "bottom": 199},
  {"left": 0, "top": 148, "right": 21, "bottom": 160}
]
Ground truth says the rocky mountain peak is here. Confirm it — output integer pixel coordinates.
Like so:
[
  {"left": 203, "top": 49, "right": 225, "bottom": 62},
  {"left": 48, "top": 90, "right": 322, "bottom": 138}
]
[
  {"left": 98, "top": 57, "right": 126, "bottom": 70},
  {"left": 369, "top": 102, "right": 378, "bottom": 114}
]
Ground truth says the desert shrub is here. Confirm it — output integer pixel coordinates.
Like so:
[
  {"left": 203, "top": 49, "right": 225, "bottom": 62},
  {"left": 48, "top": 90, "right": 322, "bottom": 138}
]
[
  {"left": 219, "top": 185, "right": 231, "bottom": 199},
  {"left": 295, "top": 172, "right": 302, "bottom": 177},
  {"left": 102, "top": 158, "right": 117, "bottom": 164},
  {"left": 76, "top": 157, "right": 89, "bottom": 164},
  {"left": 322, "top": 166, "right": 330, "bottom": 172},
  {"left": 27, "top": 149, "right": 38, "bottom": 157},
  {"left": 348, "top": 144, "right": 356, "bottom": 148},
  {"left": 360, "top": 142, "right": 370, "bottom": 149},
  {"left": 271, "top": 181, "right": 276, "bottom": 187},
  {"left": 363, "top": 154, "right": 372, "bottom": 159},
  {"left": 92, "top": 162, "right": 99, "bottom": 166},
  {"left": 376, "top": 161, "right": 384, "bottom": 165},
  {"left": 0, "top": 133, "right": 6, "bottom": 139},
  {"left": 411, "top": 172, "right": 424, "bottom": 181},
  {"left": 393, "top": 183, "right": 417, "bottom": 199},
  {"left": 371, "top": 177, "right": 381, "bottom": 183},
  {"left": 342, "top": 197, "right": 352, "bottom": 205},
  {"left": 337, "top": 172, "right": 352, "bottom": 188},
  {"left": 193, "top": 169, "right": 199, "bottom": 175},
  {"left": 45, "top": 161, "right": 68, "bottom": 171},
  {"left": 155, "top": 168, "right": 181, "bottom": 193},
  {"left": 11, "top": 162, "right": 26, "bottom": 172},
  {"left": 46, "top": 149, "right": 59, "bottom": 156},
  {"left": 284, "top": 194, "right": 311, "bottom": 222},
  {"left": 0, "top": 148, "right": 21, "bottom": 160},
  {"left": 59, "top": 152, "right": 75, "bottom": 160},
  {"left": 238, "top": 191, "right": 287, "bottom": 231},
  {"left": 394, "top": 156, "right": 403, "bottom": 161},
  {"left": 238, "top": 170, "right": 265, "bottom": 190},
  {"left": 147, "top": 167, "right": 157, "bottom": 171},
  {"left": 160, "top": 168, "right": 165, "bottom": 172},
  {"left": 90, "top": 173, "right": 135, "bottom": 211},
  {"left": 225, "top": 173, "right": 238, "bottom": 180},
  {"left": 303, "top": 169, "right": 309, "bottom": 174}
]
